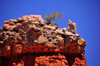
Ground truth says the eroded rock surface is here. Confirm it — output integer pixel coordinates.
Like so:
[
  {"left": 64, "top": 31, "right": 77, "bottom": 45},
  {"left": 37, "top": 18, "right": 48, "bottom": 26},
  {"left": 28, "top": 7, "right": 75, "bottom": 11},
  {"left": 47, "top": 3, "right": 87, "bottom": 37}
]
[
  {"left": 0, "top": 15, "right": 87, "bottom": 66},
  {"left": 35, "top": 53, "right": 68, "bottom": 66}
]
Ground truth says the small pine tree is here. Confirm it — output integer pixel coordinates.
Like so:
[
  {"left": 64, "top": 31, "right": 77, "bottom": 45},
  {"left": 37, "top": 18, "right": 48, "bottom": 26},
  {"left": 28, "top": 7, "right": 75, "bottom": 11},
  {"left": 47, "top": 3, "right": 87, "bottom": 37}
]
[{"left": 44, "top": 12, "right": 63, "bottom": 22}]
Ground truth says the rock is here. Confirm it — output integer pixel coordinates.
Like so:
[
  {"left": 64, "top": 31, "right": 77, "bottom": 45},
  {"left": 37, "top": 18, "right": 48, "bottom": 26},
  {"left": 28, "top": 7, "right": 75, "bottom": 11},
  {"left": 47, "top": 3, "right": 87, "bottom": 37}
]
[
  {"left": 35, "top": 53, "right": 68, "bottom": 66},
  {"left": 0, "top": 15, "right": 87, "bottom": 66},
  {"left": 55, "top": 35, "right": 64, "bottom": 47},
  {"left": 22, "top": 21, "right": 29, "bottom": 26},
  {"left": 43, "top": 25, "right": 56, "bottom": 30},
  {"left": 9, "top": 22, "right": 15, "bottom": 25},
  {"left": 33, "top": 15, "right": 44, "bottom": 22},
  {"left": 3, "top": 24, "right": 9, "bottom": 30},
  {"left": 1, "top": 15, "right": 86, "bottom": 53},
  {"left": 4, "top": 21, "right": 10, "bottom": 24},
  {"left": 0, "top": 41, "right": 3, "bottom": 44},
  {"left": 13, "top": 60, "right": 24, "bottom": 66},
  {"left": 63, "top": 28, "right": 67, "bottom": 32},
  {"left": 34, "top": 35, "right": 48, "bottom": 44},
  {"left": 17, "top": 18, "right": 23, "bottom": 22},
  {"left": 16, "top": 44, "right": 22, "bottom": 53},
  {"left": 65, "top": 31, "right": 74, "bottom": 35},
  {"left": 46, "top": 22, "right": 59, "bottom": 29},
  {"left": 3, "top": 24, "right": 16, "bottom": 31},
  {"left": 73, "top": 57, "right": 86, "bottom": 66},
  {"left": 55, "top": 29, "right": 65, "bottom": 35},
  {"left": 68, "top": 20, "right": 77, "bottom": 34},
  {"left": 45, "top": 43, "right": 57, "bottom": 48},
  {"left": 78, "top": 38, "right": 87, "bottom": 46}
]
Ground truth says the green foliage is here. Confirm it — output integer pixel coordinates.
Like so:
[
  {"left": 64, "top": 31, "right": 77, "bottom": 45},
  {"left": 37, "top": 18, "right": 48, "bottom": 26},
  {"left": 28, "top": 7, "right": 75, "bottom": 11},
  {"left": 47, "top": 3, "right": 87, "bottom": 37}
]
[{"left": 44, "top": 12, "right": 63, "bottom": 22}]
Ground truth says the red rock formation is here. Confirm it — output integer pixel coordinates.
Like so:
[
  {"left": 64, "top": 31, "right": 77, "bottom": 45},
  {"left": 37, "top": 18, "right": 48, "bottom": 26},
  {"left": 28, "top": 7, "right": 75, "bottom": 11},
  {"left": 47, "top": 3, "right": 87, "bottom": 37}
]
[
  {"left": 0, "top": 15, "right": 87, "bottom": 66},
  {"left": 34, "top": 53, "right": 68, "bottom": 66}
]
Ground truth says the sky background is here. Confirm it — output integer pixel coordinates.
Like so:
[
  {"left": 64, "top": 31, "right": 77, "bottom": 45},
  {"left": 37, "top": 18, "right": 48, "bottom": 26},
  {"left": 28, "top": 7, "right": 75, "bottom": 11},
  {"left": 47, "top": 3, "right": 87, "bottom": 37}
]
[{"left": 0, "top": 0, "right": 100, "bottom": 66}]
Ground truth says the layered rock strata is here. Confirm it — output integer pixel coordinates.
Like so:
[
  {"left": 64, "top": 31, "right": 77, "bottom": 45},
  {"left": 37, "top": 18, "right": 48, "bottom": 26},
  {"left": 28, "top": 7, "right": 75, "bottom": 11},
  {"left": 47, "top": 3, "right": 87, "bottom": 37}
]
[{"left": 0, "top": 15, "right": 87, "bottom": 66}]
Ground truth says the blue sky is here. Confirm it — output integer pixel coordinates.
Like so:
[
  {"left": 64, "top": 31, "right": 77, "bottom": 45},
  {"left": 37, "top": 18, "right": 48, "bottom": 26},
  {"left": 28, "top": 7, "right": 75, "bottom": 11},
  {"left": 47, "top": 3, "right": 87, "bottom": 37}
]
[{"left": 0, "top": 0, "right": 100, "bottom": 66}]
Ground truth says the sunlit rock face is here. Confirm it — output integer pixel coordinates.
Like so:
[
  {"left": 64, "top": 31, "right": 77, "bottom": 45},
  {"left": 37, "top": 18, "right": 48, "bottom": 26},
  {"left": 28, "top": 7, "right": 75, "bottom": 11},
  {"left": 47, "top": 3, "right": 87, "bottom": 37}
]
[{"left": 0, "top": 15, "right": 87, "bottom": 66}]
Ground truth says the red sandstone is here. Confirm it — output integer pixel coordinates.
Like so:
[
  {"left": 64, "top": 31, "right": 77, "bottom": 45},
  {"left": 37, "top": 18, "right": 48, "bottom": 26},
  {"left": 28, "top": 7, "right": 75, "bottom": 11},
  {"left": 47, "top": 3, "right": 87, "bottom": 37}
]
[{"left": 0, "top": 15, "right": 87, "bottom": 66}]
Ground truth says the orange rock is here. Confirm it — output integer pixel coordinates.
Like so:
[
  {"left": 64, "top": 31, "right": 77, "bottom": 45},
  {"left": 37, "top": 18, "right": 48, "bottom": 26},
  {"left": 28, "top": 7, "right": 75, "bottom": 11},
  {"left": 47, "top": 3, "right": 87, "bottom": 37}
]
[{"left": 0, "top": 15, "right": 87, "bottom": 66}]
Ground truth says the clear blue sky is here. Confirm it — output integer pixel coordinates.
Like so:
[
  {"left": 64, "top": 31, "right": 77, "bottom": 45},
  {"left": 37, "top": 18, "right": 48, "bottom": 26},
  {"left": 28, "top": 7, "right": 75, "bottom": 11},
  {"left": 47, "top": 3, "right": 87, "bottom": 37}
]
[{"left": 0, "top": 0, "right": 100, "bottom": 66}]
